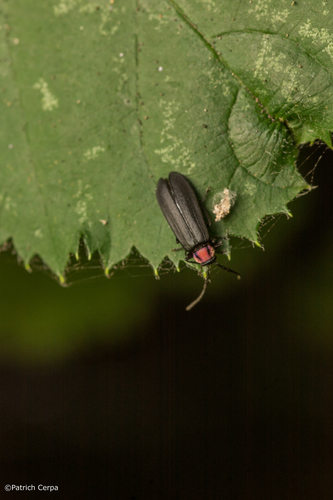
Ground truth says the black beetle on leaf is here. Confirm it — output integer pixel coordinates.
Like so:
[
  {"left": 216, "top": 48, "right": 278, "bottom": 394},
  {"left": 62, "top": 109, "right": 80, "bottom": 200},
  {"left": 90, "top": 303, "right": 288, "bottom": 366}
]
[{"left": 156, "top": 171, "right": 240, "bottom": 310}]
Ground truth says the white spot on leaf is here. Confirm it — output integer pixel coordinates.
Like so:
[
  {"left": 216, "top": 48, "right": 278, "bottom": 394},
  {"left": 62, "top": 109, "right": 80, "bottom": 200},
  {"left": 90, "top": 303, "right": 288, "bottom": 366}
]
[
  {"left": 4, "top": 196, "right": 17, "bottom": 211},
  {"left": 299, "top": 20, "right": 333, "bottom": 62},
  {"left": 79, "top": 3, "right": 96, "bottom": 14},
  {"left": 155, "top": 100, "right": 194, "bottom": 169},
  {"left": 75, "top": 200, "right": 88, "bottom": 224},
  {"left": 253, "top": 36, "right": 303, "bottom": 102},
  {"left": 33, "top": 78, "right": 59, "bottom": 111},
  {"left": 34, "top": 228, "right": 43, "bottom": 238},
  {"left": 83, "top": 146, "right": 105, "bottom": 161},
  {"left": 54, "top": 0, "right": 79, "bottom": 16},
  {"left": 249, "top": 0, "right": 289, "bottom": 29},
  {"left": 73, "top": 180, "right": 93, "bottom": 224}
]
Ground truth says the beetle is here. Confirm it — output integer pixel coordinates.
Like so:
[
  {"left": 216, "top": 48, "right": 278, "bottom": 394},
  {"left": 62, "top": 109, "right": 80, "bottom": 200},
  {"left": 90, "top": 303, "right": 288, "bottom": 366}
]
[{"left": 156, "top": 171, "right": 240, "bottom": 310}]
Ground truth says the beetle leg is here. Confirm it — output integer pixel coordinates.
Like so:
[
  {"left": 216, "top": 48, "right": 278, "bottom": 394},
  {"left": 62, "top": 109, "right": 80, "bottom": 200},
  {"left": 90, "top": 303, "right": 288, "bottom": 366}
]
[
  {"left": 212, "top": 236, "right": 228, "bottom": 247},
  {"left": 215, "top": 248, "right": 227, "bottom": 255},
  {"left": 201, "top": 186, "right": 211, "bottom": 203},
  {"left": 215, "top": 263, "right": 241, "bottom": 278}
]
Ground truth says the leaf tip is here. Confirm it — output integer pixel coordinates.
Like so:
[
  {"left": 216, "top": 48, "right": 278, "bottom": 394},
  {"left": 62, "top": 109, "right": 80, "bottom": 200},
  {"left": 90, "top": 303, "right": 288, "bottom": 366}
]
[
  {"left": 306, "top": 184, "right": 317, "bottom": 192},
  {"left": 202, "top": 268, "right": 209, "bottom": 279},
  {"left": 25, "top": 263, "right": 32, "bottom": 273},
  {"left": 154, "top": 267, "right": 160, "bottom": 279},
  {"left": 58, "top": 274, "right": 65, "bottom": 285}
]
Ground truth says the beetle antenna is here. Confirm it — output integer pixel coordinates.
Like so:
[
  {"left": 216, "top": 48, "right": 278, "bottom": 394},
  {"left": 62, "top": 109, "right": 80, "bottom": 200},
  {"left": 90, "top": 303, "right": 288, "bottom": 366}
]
[
  {"left": 215, "top": 263, "right": 241, "bottom": 279},
  {"left": 186, "top": 271, "right": 210, "bottom": 311}
]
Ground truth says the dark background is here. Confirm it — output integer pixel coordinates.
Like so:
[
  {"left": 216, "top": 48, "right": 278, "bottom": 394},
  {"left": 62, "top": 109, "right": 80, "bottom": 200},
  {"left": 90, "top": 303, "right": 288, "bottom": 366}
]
[{"left": 0, "top": 144, "right": 332, "bottom": 499}]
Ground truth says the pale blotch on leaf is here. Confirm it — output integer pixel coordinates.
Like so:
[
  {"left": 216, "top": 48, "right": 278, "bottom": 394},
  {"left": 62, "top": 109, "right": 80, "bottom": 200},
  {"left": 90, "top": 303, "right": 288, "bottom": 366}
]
[
  {"left": 73, "top": 180, "right": 93, "bottom": 224},
  {"left": 299, "top": 20, "right": 333, "bottom": 62},
  {"left": 155, "top": 100, "right": 194, "bottom": 169},
  {"left": 249, "top": 0, "right": 290, "bottom": 29},
  {"left": 53, "top": 0, "right": 78, "bottom": 17},
  {"left": 83, "top": 146, "right": 105, "bottom": 161},
  {"left": 75, "top": 200, "right": 88, "bottom": 224},
  {"left": 79, "top": 3, "right": 96, "bottom": 14},
  {"left": 53, "top": 1, "right": 113, "bottom": 37},
  {"left": 34, "top": 228, "right": 43, "bottom": 239},
  {"left": 254, "top": 37, "right": 303, "bottom": 101},
  {"left": 148, "top": 13, "right": 169, "bottom": 31},
  {"left": 33, "top": 78, "right": 59, "bottom": 111}
]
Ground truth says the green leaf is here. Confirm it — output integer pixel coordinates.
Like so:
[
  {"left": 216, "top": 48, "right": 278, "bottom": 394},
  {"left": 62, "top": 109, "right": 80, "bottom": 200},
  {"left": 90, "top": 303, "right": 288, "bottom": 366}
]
[{"left": 1, "top": 0, "right": 330, "bottom": 276}]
